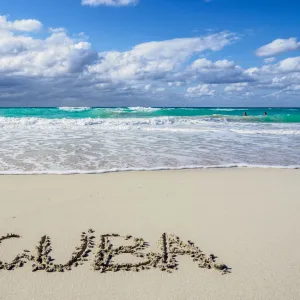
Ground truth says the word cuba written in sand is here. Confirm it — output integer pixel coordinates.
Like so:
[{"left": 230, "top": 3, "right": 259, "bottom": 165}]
[{"left": 0, "top": 230, "right": 230, "bottom": 274}]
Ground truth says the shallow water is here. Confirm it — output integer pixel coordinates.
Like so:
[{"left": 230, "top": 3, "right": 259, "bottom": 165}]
[{"left": 0, "top": 107, "right": 299, "bottom": 174}]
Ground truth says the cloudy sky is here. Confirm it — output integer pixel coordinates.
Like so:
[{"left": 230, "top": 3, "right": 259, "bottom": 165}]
[{"left": 0, "top": 0, "right": 300, "bottom": 107}]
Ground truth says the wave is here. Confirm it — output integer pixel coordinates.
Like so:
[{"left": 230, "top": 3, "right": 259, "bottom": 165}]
[
  {"left": 0, "top": 116, "right": 178, "bottom": 128},
  {"left": 214, "top": 108, "right": 237, "bottom": 111},
  {"left": 0, "top": 116, "right": 299, "bottom": 135},
  {"left": 0, "top": 164, "right": 299, "bottom": 175},
  {"left": 230, "top": 129, "right": 300, "bottom": 135},
  {"left": 128, "top": 107, "right": 160, "bottom": 112},
  {"left": 58, "top": 107, "right": 91, "bottom": 112},
  {"left": 1, "top": 107, "right": 300, "bottom": 122}
]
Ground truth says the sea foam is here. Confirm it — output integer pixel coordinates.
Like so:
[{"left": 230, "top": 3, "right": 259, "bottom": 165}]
[
  {"left": 0, "top": 108, "right": 299, "bottom": 174},
  {"left": 0, "top": 164, "right": 299, "bottom": 175},
  {"left": 58, "top": 107, "right": 91, "bottom": 112}
]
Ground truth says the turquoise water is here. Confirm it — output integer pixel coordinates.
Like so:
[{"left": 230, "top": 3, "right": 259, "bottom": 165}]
[
  {"left": 0, "top": 107, "right": 299, "bottom": 173},
  {"left": 0, "top": 107, "right": 300, "bottom": 123}
]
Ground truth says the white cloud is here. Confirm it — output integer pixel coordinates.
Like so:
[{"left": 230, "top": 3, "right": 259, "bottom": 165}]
[
  {"left": 168, "top": 81, "right": 183, "bottom": 87},
  {"left": 144, "top": 84, "right": 151, "bottom": 91},
  {"left": 245, "top": 59, "right": 300, "bottom": 96},
  {"left": 224, "top": 82, "right": 248, "bottom": 93},
  {"left": 276, "top": 56, "right": 300, "bottom": 72},
  {"left": 244, "top": 92, "right": 254, "bottom": 97},
  {"left": 245, "top": 67, "right": 259, "bottom": 76},
  {"left": 88, "top": 32, "right": 237, "bottom": 81},
  {"left": 185, "top": 58, "right": 251, "bottom": 84},
  {"left": 154, "top": 87, "right": 165, "bottom": 93},
  {"left": 0, "top": 16, "right": 97, "bottom": 77},
  {"left": 256, "top": 56, "right": 300, "bottom": 75},
  {"left": 186, "top": 84, "right": 215, "bottom": 97},
  {"left": 245, "top": 56, "right": 300, "bottom": 80},
  {"left": 0, "top": 15, "right": 42, "bottom": 32},
  {"left": 264, "top": 57, "right": 276, "bottom": 64},
  {"left": 81, "top": 0, "right": 138, "bottom": 6},
  {"left": 140, "top": 84, "right": 165, "bottom": 93},
  {"left": 0, "top": 15, "right": 244, "bottom": 104},
  {"left": 189, "top": 58, "right": 236, "bottom": 71},
  {"left": 1, "top": 15, "right": 300, "bottom": 106},
  {"left": 49, "top": 27, "right": 66, "bottom": 33},
  {"left": 286, "top": 84, "right": 300, "bottom": 91},
  {"left": 256, "top": 38, "right": 300, "bottom": 57}
]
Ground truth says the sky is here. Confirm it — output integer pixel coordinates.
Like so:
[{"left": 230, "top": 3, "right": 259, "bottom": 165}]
[{"left": 0, "top": 0, "right": 300, "bottom": 107}]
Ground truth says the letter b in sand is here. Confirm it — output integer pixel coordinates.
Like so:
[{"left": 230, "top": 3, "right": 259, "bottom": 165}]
[{"left": 93, "top": 234, "right": 154, "bottom": 272}]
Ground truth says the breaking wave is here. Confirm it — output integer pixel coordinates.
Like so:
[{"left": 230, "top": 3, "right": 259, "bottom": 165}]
[
  {"left": 58, "top": 107, "right": 91, "bottom": 112},
  {"left": 0, "top": 107, "right": 299, "bottom": 174},
  {"left": 0, "top": 116, "right": 299, "bottom": 135}
]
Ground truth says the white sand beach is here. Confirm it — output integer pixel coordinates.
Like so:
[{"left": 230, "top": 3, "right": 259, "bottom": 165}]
[{"left": 0, "top": 169, "right": 300, "bottom": 300}]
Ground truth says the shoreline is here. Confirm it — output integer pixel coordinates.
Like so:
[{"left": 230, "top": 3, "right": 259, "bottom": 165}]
[
  {"left": 1, "top": 169, "right": 300, "bottom": 300},
  {"left": 0, "top": 164, "right": 299, "bottom": 175}
]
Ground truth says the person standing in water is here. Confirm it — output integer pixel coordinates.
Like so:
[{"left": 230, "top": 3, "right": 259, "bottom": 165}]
[
  {"left": 243, "top": 112, "right": 247, "bottom": 116},
  {"left": 264, "top": 112, "right": 267, "bottom": 116}
]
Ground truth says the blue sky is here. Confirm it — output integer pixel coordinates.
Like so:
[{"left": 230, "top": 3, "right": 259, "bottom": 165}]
[{"left": 0, "top": 0, "right": 300, "bottom": 106}]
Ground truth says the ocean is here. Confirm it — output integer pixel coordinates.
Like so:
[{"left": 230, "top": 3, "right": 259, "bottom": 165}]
[{"left": 0, "top": 107, "right": 299, "bottom": 174}]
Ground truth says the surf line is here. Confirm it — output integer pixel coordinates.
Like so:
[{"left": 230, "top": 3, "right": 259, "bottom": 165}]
[{"left": 0, "top": 230, "right": 230, "bottom": 274}]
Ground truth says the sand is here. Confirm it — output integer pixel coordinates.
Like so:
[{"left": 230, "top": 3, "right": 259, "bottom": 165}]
[{"left": 0, "top": 169, "right": 300, "bottom": 300}]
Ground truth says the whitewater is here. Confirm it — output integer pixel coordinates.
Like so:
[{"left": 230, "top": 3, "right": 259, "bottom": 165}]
[{"left": 0, "top": 107, "right": 299, "bottom": 174}]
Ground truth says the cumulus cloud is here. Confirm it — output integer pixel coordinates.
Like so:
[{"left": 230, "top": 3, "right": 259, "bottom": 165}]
[
  {"left": 88, "top": 32, "right": 238, "bottom": 81},
  {"left": 0, "top": 15, "right": 42, "bottom": 32},
  {"left": 81, "top": 0, "right": 139, "bottom": 6},
  {"left": 276, "top": 56, "right": 300, "bottom": 72},
  {"left": 168, "top": 81, "right": 183, "bottom": 87},
  {"left": 224, "top": 82, "right": 248, "bottom": 93},
  {"left": 254, "top": 56, "right": 300, "bottom": 75},
  {"left": 0, "top": 17, "right": 98, "bottom": 77},
  {"left": 0, "top": 16, "right": 240, "bottom": 106},
  {"left": 184, "top": 58, "right": 252, "bottom": 84},
  {"left": 49, "top": 27, "right": 66, "bottom": 33},
  {"left": 244, "top": 57, "right": 300, "bottom": 98},
  {"left": 1, "top": 14, "right": 300, "bottom": 106},
  {"left": 186, "top": 84, "right": 215, "bottom": 97},
  {"left": 189, "top": 58, "right": 236, "bottom": 70},
  {"left": 256, "top": 38, "right": 300, "bottom": 57},
  {"left": 286, "top": 84, "right": 300, "bottom": 91},
  {"left": 244, "top": 56, "right": 300, "bottom": 83},
  {"left": 264, "top": 57, "right": 276, "bottom": 64}
]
